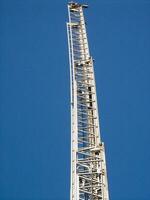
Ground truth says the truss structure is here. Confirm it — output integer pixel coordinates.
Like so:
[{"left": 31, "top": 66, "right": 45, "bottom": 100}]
[{"left": 67, "top": 2, "right": 109, "bottom": 200}]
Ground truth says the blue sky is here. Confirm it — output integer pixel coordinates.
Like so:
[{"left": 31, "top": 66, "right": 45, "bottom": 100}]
[{"left": 0, "top": 0, "right": 150, "bottom": 200}]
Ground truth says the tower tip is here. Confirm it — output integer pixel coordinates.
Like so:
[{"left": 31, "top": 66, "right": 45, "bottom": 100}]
[{"left": 68, "top": 2, "right": 88, "bottom": 9}]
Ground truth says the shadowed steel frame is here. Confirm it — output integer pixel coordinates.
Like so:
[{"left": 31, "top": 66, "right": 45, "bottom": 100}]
[{"left": 67, "top": 2, "right": 109, "bottom": 200}]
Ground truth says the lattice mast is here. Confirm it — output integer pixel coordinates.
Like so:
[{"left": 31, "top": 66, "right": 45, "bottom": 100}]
[{"left": 67, "top": 2, "right": 109, "bottom": 200}]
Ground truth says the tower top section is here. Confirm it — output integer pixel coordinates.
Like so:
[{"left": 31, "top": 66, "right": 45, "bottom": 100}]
[{"left": 68, "top": 2, "right": 88, "bottom": 10}]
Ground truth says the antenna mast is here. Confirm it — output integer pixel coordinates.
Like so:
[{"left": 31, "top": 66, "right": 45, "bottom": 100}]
[{"left": 67, "top": 2, "right": 109, "bottom": 200}]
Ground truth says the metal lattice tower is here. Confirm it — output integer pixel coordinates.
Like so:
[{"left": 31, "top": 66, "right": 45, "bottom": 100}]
[{"left": 67, "top": 2, "right": 109, "bottom": 200}]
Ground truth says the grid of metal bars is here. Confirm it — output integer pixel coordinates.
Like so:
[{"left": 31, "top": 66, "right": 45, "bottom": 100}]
[{"left": 67, "top": 2, "right": 109, "bottom": 200}]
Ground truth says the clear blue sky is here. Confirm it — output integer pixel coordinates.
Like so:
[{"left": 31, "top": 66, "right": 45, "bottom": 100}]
[{"left": 0, "top": 0, "right": 150, "bottom": 200}]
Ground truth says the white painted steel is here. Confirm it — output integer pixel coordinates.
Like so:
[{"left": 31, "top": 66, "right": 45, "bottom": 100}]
[{"left": 67, "top": 2, "right": 109, "bottom": 200}]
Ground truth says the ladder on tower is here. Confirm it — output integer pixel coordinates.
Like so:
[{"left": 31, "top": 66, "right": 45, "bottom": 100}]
[{"left": 67, "top": 2, "right": 109, "bottom": 200}]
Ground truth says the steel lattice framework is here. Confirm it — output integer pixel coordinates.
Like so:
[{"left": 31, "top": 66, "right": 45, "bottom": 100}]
[{"left": 67, "top": 2, "right": 109, "bottom": 200}]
